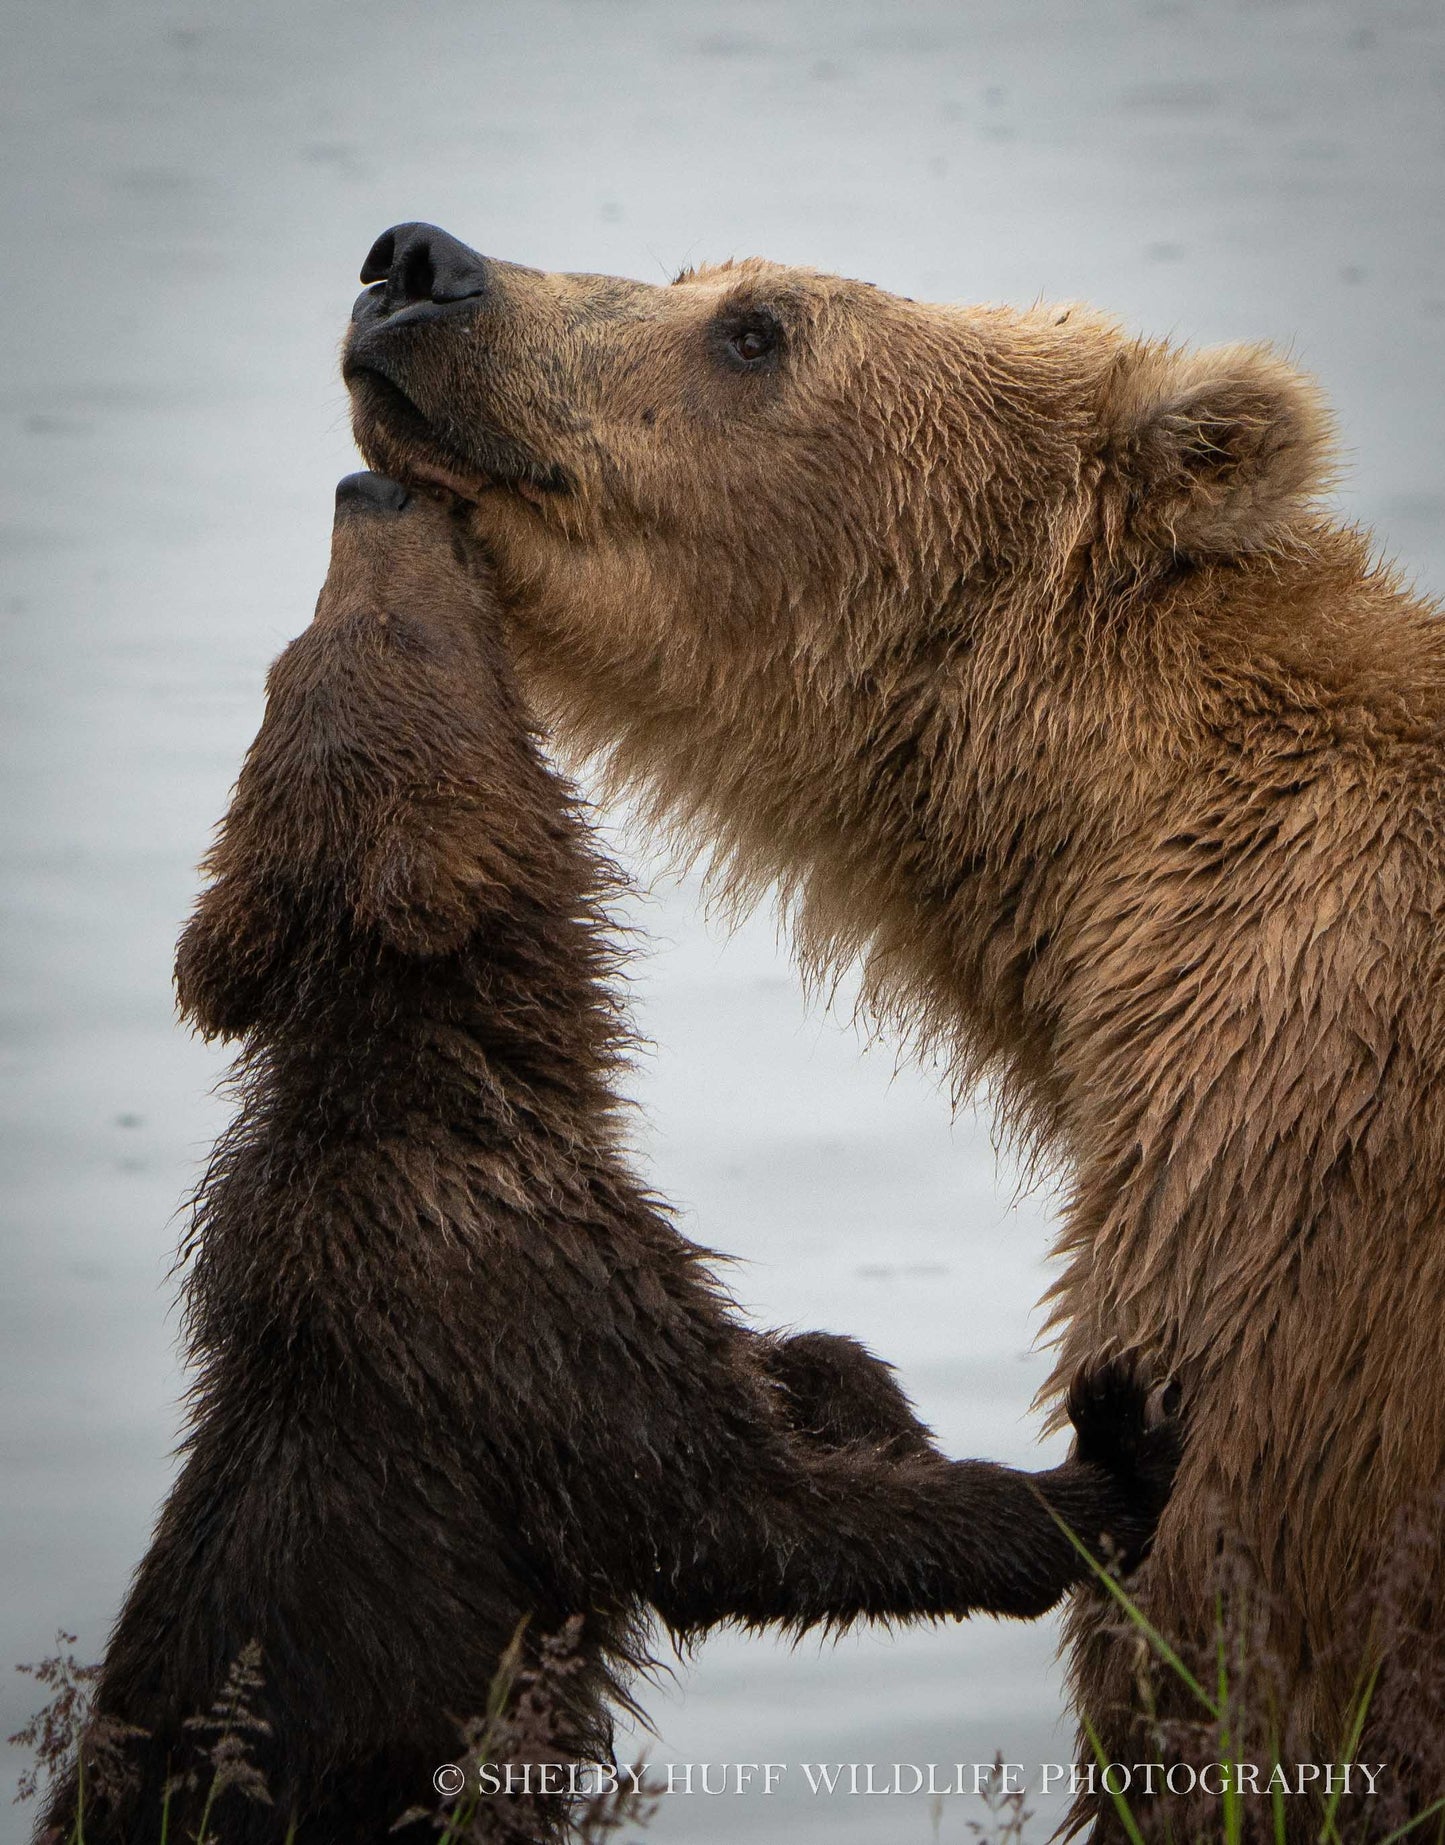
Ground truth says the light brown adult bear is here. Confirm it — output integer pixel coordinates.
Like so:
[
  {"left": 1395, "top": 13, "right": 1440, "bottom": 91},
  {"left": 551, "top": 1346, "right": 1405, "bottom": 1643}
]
[{"left": 343, "top": 224, "right": 1445, "bottom": 1827}]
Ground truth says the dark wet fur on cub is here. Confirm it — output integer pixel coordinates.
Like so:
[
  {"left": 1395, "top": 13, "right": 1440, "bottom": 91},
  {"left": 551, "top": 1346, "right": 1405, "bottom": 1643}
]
[{"left": 41, "top": 481, "right": 1179, "bottom": 1843}]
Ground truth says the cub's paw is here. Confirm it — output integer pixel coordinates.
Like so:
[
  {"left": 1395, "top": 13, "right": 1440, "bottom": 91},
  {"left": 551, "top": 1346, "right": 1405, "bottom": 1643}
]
[{"left": 1066, "top": 1357, "right": 1184, "bottom": 1572}]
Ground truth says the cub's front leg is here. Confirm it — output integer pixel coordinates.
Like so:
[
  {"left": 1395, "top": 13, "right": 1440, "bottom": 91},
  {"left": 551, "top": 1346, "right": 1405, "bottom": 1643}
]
[{"left": 651, "top": 1356, "right": 1183, "bottom": 1635}]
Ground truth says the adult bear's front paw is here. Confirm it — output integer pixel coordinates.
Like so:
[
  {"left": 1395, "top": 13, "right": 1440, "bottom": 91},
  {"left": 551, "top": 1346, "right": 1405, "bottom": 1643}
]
[{"left": 1065, "top": 1357, "right": 1184, "bottom": 1573}]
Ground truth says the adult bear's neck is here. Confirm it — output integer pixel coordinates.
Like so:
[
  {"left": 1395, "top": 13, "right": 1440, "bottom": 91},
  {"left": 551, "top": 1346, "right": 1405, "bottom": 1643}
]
[
  {"left": 507, "top": 553, "right": 1158, "bottom": 1146},
  {"left": 513, "top": 525, "right": 1440, "bottom": 1155}
]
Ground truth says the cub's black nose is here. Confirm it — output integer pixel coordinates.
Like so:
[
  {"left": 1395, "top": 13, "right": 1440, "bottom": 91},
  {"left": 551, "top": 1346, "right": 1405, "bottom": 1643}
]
[
  {"left": 335, "top": 472, "right": 411, "bottom": 516},
  {"left": 359, "top": 222, "right": 491, "bottom": 307}
]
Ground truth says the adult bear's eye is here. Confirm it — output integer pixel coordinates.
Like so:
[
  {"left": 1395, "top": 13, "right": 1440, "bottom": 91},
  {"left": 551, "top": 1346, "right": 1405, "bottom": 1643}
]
[
  {"left": 731, "top": 327, "right": 773, "bottom": 363},
  {"left": 718, "top": 310, "right": 783, "bottom": 371}
]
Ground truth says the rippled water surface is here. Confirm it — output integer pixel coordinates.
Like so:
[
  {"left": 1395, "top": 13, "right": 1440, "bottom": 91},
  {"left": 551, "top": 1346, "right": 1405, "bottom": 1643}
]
[{"left": 4, "top": 2, "right": 1444, "bottom": 1839}]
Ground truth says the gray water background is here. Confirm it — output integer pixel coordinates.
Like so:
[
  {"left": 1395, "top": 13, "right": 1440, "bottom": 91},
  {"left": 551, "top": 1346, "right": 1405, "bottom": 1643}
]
[{"left": 3, "top": 2, "right": 1444, "bottom": 1839}]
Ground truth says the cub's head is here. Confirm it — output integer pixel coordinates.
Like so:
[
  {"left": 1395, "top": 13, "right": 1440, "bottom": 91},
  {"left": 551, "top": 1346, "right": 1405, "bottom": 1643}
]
[{"left": 177, "top": 474, "right": 557, "bottom": 1040}]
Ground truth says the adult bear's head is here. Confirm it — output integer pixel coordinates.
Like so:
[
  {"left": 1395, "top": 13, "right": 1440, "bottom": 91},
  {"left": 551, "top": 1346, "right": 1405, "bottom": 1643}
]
[
  {"left": 342, "top": 224, "right": 1335, "bottom": 984},
  {"left": 345, "top": 222, "right": 1330, "bottom": 644}
]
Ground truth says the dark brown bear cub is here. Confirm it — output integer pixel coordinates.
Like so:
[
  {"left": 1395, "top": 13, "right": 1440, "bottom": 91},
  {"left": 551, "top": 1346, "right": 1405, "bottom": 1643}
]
[{"left": 44, "top": 473, "right": 1179, "bottom": 1844}]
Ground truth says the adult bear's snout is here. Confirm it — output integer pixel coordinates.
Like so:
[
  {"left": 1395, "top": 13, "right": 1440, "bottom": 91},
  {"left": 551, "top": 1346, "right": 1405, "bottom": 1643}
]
[{"left": 353, "top": 222, "right": 492, "bottom": 323}]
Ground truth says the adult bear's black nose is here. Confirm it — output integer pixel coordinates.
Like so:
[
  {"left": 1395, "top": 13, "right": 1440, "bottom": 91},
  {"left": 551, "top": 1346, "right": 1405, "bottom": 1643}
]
[{"left": 359, "top": 223, "right": 491, "bottom": 307}]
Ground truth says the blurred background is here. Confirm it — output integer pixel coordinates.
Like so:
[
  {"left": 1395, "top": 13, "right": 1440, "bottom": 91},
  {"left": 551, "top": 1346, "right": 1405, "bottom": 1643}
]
[{"left": 3, "top": 2, "right": 1443, "bottom": 1838}]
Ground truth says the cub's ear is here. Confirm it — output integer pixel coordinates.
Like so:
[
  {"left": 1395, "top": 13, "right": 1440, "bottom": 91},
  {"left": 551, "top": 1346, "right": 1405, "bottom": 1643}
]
[
  {"left": 173, "top": 801, "right": 490, "bottom": 1039},
  {"left": 1100, "top": 342, "right": 1333, "bottom": 561},
  {"left": 174, "top": 863, "right": 296, "bottom": 1042},
  {"left": 352, "top": 791, "right": 494, "bottom": 958}
]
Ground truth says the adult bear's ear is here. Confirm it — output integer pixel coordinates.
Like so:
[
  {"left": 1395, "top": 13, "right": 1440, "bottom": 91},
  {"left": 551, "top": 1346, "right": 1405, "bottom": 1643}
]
[{"left": 1099, "top": 342, "right": 1334, "bottom": 561}]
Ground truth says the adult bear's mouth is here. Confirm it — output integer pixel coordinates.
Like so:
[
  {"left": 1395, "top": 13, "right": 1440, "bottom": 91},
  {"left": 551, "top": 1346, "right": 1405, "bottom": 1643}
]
[{"left": 344, "top": 364, "right": 571, "bottom": 507}]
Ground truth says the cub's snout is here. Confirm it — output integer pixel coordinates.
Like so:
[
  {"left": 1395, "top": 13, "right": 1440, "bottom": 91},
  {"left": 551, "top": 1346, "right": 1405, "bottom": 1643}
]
[
  {"left": 334, "top": 469, "right": 414, "bottom": 518},
  {"left": 318, "top": 467, "right": 494, "bottom": 632}
]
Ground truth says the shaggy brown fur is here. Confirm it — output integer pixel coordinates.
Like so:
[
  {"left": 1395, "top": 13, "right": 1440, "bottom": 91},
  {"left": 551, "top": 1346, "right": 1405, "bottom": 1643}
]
[
  {"left": 41, "top": 473, "right": 1179, "bottom": 1845},
  {"left": 343, "top": 223, "right": 1445, "bottom": 1828}
]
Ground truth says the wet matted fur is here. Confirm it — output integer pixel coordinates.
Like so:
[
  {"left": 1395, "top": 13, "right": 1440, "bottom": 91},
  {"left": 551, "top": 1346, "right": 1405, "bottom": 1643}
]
[
  {"left": 40, "top": 475, "right": 1178, "bottom": 1844},
  {"left": 344, "top": 226, "right": 1445, "bottom": 1827}
]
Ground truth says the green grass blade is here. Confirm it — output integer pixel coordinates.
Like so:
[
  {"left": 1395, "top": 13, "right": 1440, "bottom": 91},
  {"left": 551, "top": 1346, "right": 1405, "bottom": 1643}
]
[
  {"left": 1046, "top": 1507, "right": 1219, "bottom": 1719},
  {"left": 194, "top": 1768, "right": 220, "bottom": 1845},
  {"left": 1212, "top": 1590, "right": 1244, "bottom": 1845},
  {"left": 1318, "top": 1662, "right": 1379, "bottom": 1845},
  {"left": 1081, "top": 1714, "right": 1146, "bottom": 1845},
  {"left": 1371, "top": 1796, "right": 1445, "bottom": 1845}
]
